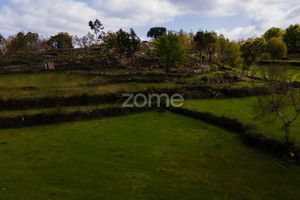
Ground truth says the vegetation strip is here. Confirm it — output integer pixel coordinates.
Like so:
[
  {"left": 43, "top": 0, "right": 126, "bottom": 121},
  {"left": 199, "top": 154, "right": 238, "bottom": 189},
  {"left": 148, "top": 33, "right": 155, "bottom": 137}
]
[
  {"left": 0, "top": 106, "right": 152, "bottom": 129},
  {"left": 0, "top": 86, "right": 269, "bottom": 111},
  {"left": 167, "top": 107, "right": 300, "bottom": 160}
]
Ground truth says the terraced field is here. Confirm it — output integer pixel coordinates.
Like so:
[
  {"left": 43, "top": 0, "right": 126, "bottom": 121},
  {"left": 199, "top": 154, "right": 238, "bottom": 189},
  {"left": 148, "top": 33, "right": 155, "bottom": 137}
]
[
  {"left": 184, "top": 97, "right": 300, "bottom": 146},
  {"left": 1, "top": 112, "right": 300, "bottom": 200}
]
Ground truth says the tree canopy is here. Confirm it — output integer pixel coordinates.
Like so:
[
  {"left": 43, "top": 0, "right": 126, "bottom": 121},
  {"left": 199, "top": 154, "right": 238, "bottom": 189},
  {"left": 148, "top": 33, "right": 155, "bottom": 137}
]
[
  {"left": 48, "top": 32, "right": 73, "bottom": 49},
  {"left": 263, "top": 27, "right": 284, "bottom": 41},
  {"left": 153, "top": 32, "right": 186, "bottom": 70},
  {"left": 147, "top": 27, "right": 167, "bottom": 39},
  {"left": 194, "top": 30, "right": 218, "bottom": 63},
  {"left": 267, "top": 37, "right": 287, "bottom": 61},
  {"left": 116, "top": 28, "right": 140, "bottom": 66},
  {"left": 240, "top": 38, "right": 267, "bottom": 72},
  {"left": 89, "top": 19, "right": 105, "bottom": 44},
  {"left": 5, "top": 32, "right": 39, "bottom": 54},
  {"left": 283, "top": 24, "right": 300, "bottom": 53}
]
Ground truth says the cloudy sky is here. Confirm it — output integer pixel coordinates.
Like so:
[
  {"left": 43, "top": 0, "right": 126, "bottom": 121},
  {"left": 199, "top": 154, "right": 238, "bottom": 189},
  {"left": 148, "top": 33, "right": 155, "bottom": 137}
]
[{"left": 0, "top": 0, "right": 299, "bottom": 40}]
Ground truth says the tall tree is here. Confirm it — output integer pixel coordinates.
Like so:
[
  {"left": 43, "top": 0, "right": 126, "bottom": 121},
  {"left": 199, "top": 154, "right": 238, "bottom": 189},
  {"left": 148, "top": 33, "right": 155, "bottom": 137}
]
[
  {"left": 216, "top": 34, "right": 230, "bottom": 65},
  {"left": 0, "top": 34, "right": 5, "bottom": 52},
  {"left": 177, "top": 30, "right": 193, "bottom": 53},
  {"left": 102, "top": 31, "right": 118, "bottom": 66},
  {"left": 0, "top": 34, "right": 5, "bottom": 44},
  {"left": 283, "top": 24, "right": 300, "bottom": 53},
  {"left": 225, "top": 41, "right": 244, "bottom": 70},
  {"left": 153, "top": 32, "right": 186, "bottom": 71},
  {"left": 74, "top": 32, "right": 95, "bottom": 48},
  {"left": 194, "top": 30, "right": 217, "bottom": 63},
  {"left": 267, "top": 37, "right": 287, "bottom": 62},
  {"left": 240, "top": 38, "right": 267, "bottom": 74},
  {"left": 48, "top": 32, "right": 73, "bottom": 49},
  {"left": 89, "top": 19, "right": 105, "bottom": 44},
  {"left": 263, "top": 27, "right": 284, "bottom": 41},
  {"left": 116, "top": 28, "right": 140, "bottom": 66},
  {"left": 147, "top": 27, "right": 167, "bottom": 39}
]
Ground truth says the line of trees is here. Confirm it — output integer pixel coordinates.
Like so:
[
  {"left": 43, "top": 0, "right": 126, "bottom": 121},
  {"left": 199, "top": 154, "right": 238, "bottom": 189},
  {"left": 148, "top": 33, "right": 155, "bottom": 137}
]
[{"left": 1, "top": 22, "right": 299, "bottom": 70}]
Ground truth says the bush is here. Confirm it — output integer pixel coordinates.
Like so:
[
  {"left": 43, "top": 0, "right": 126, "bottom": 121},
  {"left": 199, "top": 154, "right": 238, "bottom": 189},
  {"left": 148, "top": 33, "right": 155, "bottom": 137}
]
[{"left": 201, "top": 76, "right": 208, "bottom": 81}]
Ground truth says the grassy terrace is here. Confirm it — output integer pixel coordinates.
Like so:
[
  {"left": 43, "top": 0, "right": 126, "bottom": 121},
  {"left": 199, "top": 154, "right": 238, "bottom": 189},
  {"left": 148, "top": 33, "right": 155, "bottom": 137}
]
[
  {"left": 0, "top": 104, "right": 115, "bottom": 118},
  {"left": 0, "top": 72, "right": 178, "bottom": 99},
  {"left": 183, "top": 97, "right": 300, "bottom": 146},
  {"left": 0, "top": 112, "right": 300, "bottom": 200},
  {"left": 245, "top": 65, "right": 300, "bottom": 82}
]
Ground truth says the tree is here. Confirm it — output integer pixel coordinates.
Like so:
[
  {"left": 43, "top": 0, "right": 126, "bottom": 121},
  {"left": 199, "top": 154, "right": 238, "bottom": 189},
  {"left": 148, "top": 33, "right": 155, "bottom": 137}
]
[
  {"left": 263, "top": 27, "right": 284, "bottom": 41},
  {"left": 255, "top": 65, "right": 299, "bottom": 143},
  {"left": 74, "top": 32, "right": 95, "bottom": 48},
  {"left": 102, "top": 31, "right": 118, "bottom": 66},
  {"left": 226, "top": 41, "right": 244, "bottom": 70},
  {"left": 147, "top": 27, "right": 166, "bottom": 39},
  {"left": 240, "top": 38, "right": 267, "bottom": 74},
  {"left": 5, "top": 32, "right": 40, "bottom": 54},
  {"left": 177, "top": 30, "right": 193, "bottom": 53},
  {"left": 24, "top": 32, "right": 39, "bottom": 46},
  {"left": 0, "top": 34, "right": 4, "bottom": 43},
  {"left": 194, "top": 30, "right": 218, "bottom": 63},
  {"left": 214, "top": 35, "right": 243, "bottom": 70},
  {"left": 283, "top": 24, "right": 300, "bottom": 53},
  {"left": 116, "top": 28, "right": 140, "bottom": 66},
  {"left": 0, "top": 34, "right": 5, "bottom": 53},
  {"left": 153, "top": 32, "right": 186, "bottom": 71},
  {"left": 216, "top": 34, "right": 230, "bottom": 65},
  {"left": 89, "top": 19, "right": 105, "bottom": 44},
  {"left": 48, "top": 32, "right": 73, "bottom": 49},
  {"left": 267, "top": 37, "right": 287, "bottom": 62}
]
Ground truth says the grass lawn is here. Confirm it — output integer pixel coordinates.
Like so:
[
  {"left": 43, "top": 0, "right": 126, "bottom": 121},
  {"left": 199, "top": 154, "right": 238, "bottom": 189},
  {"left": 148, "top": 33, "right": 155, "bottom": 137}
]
[
  {"left": 289, "top": 66, "right": 300, "bottom": 81},
  {"left": 183, "top": 97, "right": 300, "bottom": 146},
  {"left": 0, "top": 112, "right": 300, "bottom": 200}
]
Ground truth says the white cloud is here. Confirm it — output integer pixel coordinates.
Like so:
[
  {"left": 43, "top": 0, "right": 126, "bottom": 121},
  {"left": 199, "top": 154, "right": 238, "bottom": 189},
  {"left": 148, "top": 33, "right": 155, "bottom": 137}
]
[
  {"left": 209, "top": 0, "right": 300, "bottom": 40},
  {"left": 216, "top": 26, "right": 259, "bottom": 41},
  {"left": 0, "top": 0, "right": 299, "bottom": 40},
  {"left": 92, "top": 0, "right": 181, "bottom": 26},
  {"left": 0, "top": 0, "right": 100, "bottom": 36}
]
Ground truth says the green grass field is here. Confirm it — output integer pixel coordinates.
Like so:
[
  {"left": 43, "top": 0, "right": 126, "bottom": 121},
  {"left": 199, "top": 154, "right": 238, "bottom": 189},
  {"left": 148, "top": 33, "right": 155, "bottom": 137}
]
[
  {"left": 289, "top": 66, "right": 300, "bottom": 81},
  {"left": 246, "top": 65, "right": 300, "bottom": 81},
  {"left": 0, "top": 72, "right": 177, "bottom": 99},
  {"left": 183, "top": 97, "right": 300, "bottom": 146},
  {"left": 0, "top": 112, "right": 300, "bottom": 200}
]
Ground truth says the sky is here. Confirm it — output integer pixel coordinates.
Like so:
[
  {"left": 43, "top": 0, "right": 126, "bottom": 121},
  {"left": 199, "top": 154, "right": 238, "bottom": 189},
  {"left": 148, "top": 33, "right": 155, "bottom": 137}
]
[{"left": 0, "top": 0, "right": 300, "bottom": 41}]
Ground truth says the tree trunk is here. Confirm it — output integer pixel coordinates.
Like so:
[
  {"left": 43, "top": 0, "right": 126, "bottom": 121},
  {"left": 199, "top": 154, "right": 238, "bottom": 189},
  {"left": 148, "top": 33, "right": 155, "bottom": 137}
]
[
  {"left": 200, "top": 52, "right": 203, "bottom": 64},
  {"left": 284, "top": 124, "right": 289, "bottom": 143},
  {"left": 131, "top": 55, "right": 135, "bottom": 67},
  {"left": 106, "top": 56, "right": 110, "bottom": 67}
]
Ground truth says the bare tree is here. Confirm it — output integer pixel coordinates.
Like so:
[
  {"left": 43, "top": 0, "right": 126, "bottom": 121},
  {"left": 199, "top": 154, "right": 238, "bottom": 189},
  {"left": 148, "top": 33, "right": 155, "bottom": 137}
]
[
  {"left": 89, "top": 19, "right": 105, "bottom": 45},
  {"left": 73, "top": 32, "right": 95, "bottom": 48},
  {"left": 255, "top": 65, "right": 300, "bottom": 143}
]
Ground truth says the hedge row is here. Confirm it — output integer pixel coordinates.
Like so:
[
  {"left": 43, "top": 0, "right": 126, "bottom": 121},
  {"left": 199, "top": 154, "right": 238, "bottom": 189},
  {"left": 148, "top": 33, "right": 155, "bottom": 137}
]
[
  {"left": 189, "top": 85, "right": 270, "bottom": 98},
  {"left": 0, "top": 86, "right": 270, "bottom": 111},
  {"left": 259, "top": 61, "right": 300, "bottom": 66},
  {"left": 0, "top": 106, "right": 151, "bottom": 129},
  {"left": 168, "top": 107, "right": 299, "bottom": 159},
  {"left": 84, "top": 71, "right": 192, "bottom": 78}
]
